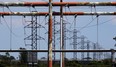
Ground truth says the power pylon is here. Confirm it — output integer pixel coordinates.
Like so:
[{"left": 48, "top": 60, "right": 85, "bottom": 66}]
[
  {"left": 71, "top": 29, "right": 78, "bottom": 60},
  {"left": 70, "top": 16, "right": 79, "bottom": 60},
  {"left": 80, "top": 35, "right": 87, "bottom": 60},
  {"left": 86, "top": 40, "right": 90, "bottom": 61},
  {"left": 53, "top": 16, "right": 56, "bottom": 62},
  {"left": 24, "top": 13, "right": 44, "bottom": 67},
  {"left": 93, "top": 43, "right": 97, "bottom": 60},
  {"left": 24, "top": 15, "right": 38, "bottom": 67}
]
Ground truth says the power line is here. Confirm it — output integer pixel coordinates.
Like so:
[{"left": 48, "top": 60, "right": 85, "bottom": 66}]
[
  {"left": 84, "top": 17, "right": 116, "bottom": 28},
  {"left": 2, "top": 17, "right": 18, "bottom": 37},
  {"left": 78, "top": 17, "right": 97, "bottom": 31},
  {"left": 10, "top": 16, "right": 12, "bottom": 50},
  {"left": 96, "top": 15, "right": 99, "bottom": 45}
]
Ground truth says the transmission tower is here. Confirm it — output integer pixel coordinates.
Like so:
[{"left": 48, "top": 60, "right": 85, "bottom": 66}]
[
  {"left": 0, "top": 1, "right": 116, "bottom": 67},
  {"left": 53, "top": 16, "right": 56, "bottom": 62},
  {"left": 24, "top": 13, "right": 44, "bottom": 67},
  {"left": 55, "top": 22, "right": 70, "bottom": 58},
  {"left": 24, "top": 15, "right": 38, "bottom": 67},
  {"left": 97, "top": 44, "right": 103, "bottom": 60},
  {"left": 93, "top": 43, "right": 97, "bottom": 60},
  {"left": 70, "top": 16, "right": 79, "bottom": 60},
  {"left": 71, "top": 29, "right": 78, "bottom": 60},
  {"left": 63, "top": 22, "right": 68, "bottom": 58},
  {"left": 86, "top": 40, "right": 90, "bottom": 61},
  {"left": 80, "top": 35, "right": 86, "bottom": 60}
]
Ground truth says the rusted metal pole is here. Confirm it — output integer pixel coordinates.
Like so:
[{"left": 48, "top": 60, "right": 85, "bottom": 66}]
[
  {"left": 48, "top": 0, "right": 52, "bottom": 67},
  {"left": 0, "top": 2, "right": 116, "bottom": 6},
  {"left": 0, "top": 12, "right": 116, "bottom": 16},
  {"left": 60, "top": 0, "right": 64, "bottom": 67}
]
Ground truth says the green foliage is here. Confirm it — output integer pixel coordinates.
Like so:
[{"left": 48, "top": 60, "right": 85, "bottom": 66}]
[
  {"left": 66, "top": 60, "right": 81, "bottom": 67},
  {"left": 0, "top": 52, "right": 16, "bottom": 67},
  {"left": 0, "top": 62, "right": 5, "bottom": 67},
  {"left": 102, "top": 58, "right": 112, "bottom": 65},
  {"left": 0, "top": 54, "right": 112, "bottom": 67}
]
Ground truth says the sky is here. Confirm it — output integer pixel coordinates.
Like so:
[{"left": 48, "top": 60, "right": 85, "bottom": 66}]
[{"left": 0, "top": 0, "right": 116, "bottom": 59}]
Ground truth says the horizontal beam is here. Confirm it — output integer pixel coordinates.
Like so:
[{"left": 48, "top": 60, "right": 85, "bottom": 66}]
[
  {"left": 0, "top": 49, "right": 114, "bottom": 52},
  {"left": 0, "top": 2, "right": 116, "bottom": 6},
  {"left": 0, "top": 12, "right": 116, "bottom": 16}
]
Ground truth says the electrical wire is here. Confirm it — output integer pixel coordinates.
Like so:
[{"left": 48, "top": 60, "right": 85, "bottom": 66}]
[
  {"left": 64, "top": 6, "right": 75, "bottom": 30},
  {"left": 10, "top": 16, "right": 12, "bottom": 50},
  {"left": 78, "top": 17, "right": 97, "bottom": 31},
  {"left": 38, "top": 16, "right": 48, "bottom": 45},
  {"left": 69, "top": 17, "right": 77, "bottom": 29},
  {"left": 64, "top": 6, "right": 71, "bottom": 24},
  {"left": 6, "top": 5, "right": 14, "bottom": 49},
  {"left": 6, "top": 6, "right": 13, "bottom": 13},
  {"left": 2, "top": 17, "right": 18, "bottom": 37},
  {"left": 22, "top": 16, "right": 27, "bottom": 46},
  {"left": 86, "top": 17, "right": 116, "bottom": 28},
  {"left": 6, "top": 6, "right": 13, "bottom": 50},
  {"left": 92, "top": 5, "right": 99, "bottom": 46},
  {"left": 97, "top": 15, "right": 99, "bottom": 46},
  {"left": 22, "top": 16, "right": 33, "bottom": 46}
]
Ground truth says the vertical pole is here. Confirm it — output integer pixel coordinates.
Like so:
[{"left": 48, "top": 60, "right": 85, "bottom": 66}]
[
  {"left": 53, "top": 16, "right": 56, "bottom": 63},
  {"left": 60, "top": 0, "right": 64, "bottom": 67},
  {"left": 111, "top": 49, "right": 115, "bottom": 67},
  {"left": 48, "top": 0, "right": 52, "bottom": 67}
]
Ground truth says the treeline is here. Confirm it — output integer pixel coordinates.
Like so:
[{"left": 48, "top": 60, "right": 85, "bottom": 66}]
[{"left": 0, "top": 52, "right": 114, "bottom": 67}]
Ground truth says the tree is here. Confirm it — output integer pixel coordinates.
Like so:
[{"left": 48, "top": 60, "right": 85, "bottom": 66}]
[{"left": 10, "top": 56, "right": 15, "bottom": 60}]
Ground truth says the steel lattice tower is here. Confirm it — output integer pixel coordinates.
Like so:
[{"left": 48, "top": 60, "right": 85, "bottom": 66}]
[
  {"left": 86, "top": 40, "right": 90, "bottom": 61},
  {"left": 72, "top": 29, "right": 78, "bottom": 60},
  {"left": 53, "top": 16, "right": 56, "bottom": 62},
  {"left": 63, "top": 23, "right": 66, "bottom": 58},
  {"left": 80, "top": 35, "right": 86, "bottom": 60},
  {"left": 31, "top": 16, "right": 37, "bottom": 50},
  {"left": 93, "top": 43, "right": 97, "bottom": 60},
  {"left": 24, "top": 14, "right": 38, "bottom": 67},
  {"left": 72, "top": 16, "right": 78, "bottom": 60}
]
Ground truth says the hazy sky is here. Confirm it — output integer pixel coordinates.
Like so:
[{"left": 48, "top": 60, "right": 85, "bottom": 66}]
[{"left": 0, "top": 0, "right": 116, "bottom": 59}]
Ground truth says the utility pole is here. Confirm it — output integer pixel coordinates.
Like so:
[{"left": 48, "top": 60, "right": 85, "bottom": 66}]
[
  {"left": 0, "top": 1, "right": 116, "bottom": 67},
  {"left": 48, "top": 0, "right": 53, "bottom": 67},
  {"left": 60, "top": 0, "right": 65, "bottom": 67}
]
